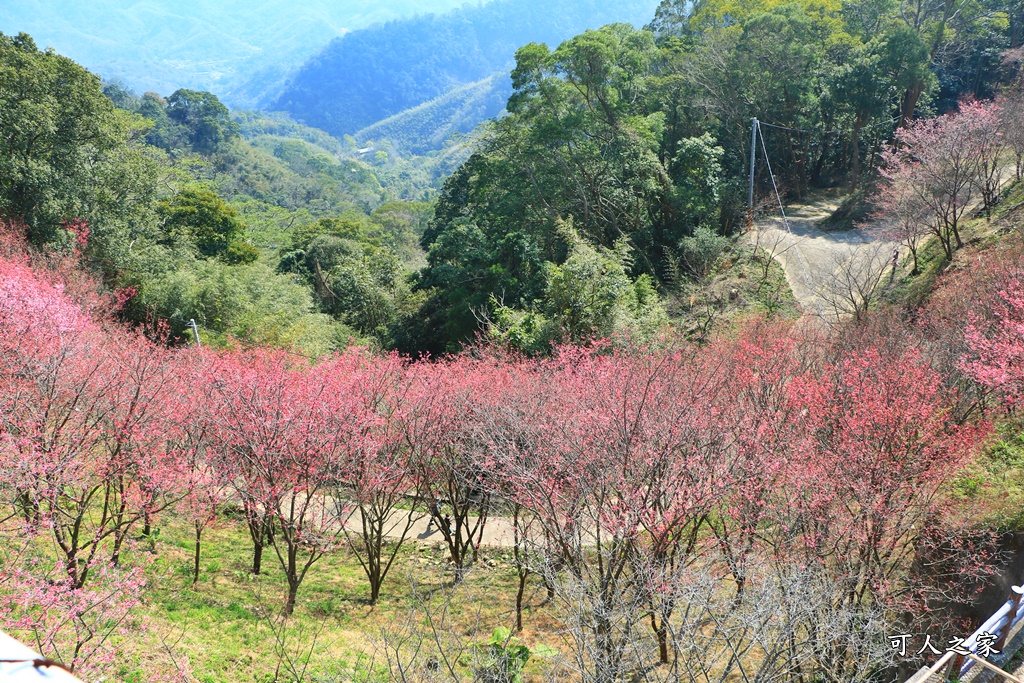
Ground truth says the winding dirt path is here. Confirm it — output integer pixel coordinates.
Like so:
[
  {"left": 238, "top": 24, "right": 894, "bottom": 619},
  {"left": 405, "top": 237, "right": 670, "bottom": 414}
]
[
  {"left": 747, "top": 193, "right": 894, "bottom": 323},
  {"left": 341, "top": 504, "right": 518, "bottom": 548}
]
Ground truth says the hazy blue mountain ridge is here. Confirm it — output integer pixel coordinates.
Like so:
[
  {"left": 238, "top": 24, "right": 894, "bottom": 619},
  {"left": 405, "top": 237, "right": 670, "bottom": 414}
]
[
  {"left": 272, "top": 0, "right": 661, "bottom": 138},
  {"left": 0, "top": 0, "right": 478, "bottom": 107},
  {"left": 354, "top": 74, "right": 512, "bottom": 155}
]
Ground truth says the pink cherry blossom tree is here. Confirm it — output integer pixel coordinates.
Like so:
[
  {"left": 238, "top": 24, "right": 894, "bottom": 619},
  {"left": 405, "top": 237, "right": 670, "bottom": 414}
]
[{"left": 203, "top": 348, "right": 366, "bottom": 615}]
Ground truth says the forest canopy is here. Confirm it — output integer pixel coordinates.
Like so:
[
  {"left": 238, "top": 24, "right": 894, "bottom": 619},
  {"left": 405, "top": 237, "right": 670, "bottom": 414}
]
[
  {"left": 404, "top": 0, "right": 1018, "bottom": 354},
  {"left": 0, "top": 0, "right": 1019, "bottom": 359}
]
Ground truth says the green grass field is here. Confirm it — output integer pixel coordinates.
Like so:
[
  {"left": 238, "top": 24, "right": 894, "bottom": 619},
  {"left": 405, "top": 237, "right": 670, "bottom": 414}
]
[{"left": 3, "top": 513, "right": 563, "bottom": 683}]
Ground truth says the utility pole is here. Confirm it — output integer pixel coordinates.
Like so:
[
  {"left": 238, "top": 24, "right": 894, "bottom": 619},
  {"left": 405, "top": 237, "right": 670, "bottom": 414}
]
[
  {"left": 748, "top": 117, "right": 758, "bottom": 225},
  {"left": 188, "top": 319, "right": 201, "bottom": 347}
]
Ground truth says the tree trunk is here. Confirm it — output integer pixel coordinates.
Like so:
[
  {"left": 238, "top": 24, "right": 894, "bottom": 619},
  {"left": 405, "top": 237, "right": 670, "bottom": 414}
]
[
  {"left": 66, "top": 555, "right": 79, "bottom": 588},
  {"left": 650, "top": 612, "right": 671, "bottom": 664},
  {"left": 248, "top": 515, "right": 272, "bottom": 575},
  {"left": 734, "top": 574, "right": 746, "bottom": 605},
  {"left": 515, "top": 570, "right": 528, "bottom": 632},
  {"left": 811, "top": 132, "right": 830, "bottom": 185},
  {"left": 193, "top": 522, "right": 202, "bottom": 591},
  {"left": 850, "top": 121, "right": 864, "bottom": 186},
  {"left": 111, "top": 528, "right": 125, "bottom": 567},
  {"left": 284, "top": 545, "right": 299, "bottom": 616},
  {"left": 369, "top": 542, "right": 382, "bottom": 605},
  {"left": 252, "top": 539, "right": 264, "bottom": 575},
  {"left": 900, "top": 81, "right": 925, "bottom": 128},
  {"left": 284, "top": 581, "right": 298, "bottom": 617}
]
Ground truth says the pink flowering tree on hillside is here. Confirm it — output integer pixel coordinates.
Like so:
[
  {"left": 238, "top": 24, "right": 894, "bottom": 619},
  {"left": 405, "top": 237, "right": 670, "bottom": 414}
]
[
  {"left": 1, "top": 561, "right": 148, "bottom": 677},
  {"left": 971, "top": 100, "right": 1007, "bottom": 217},
  {"left": 1000, "top": 87, "right": 1024, "bottom": 180},
  {"left": 321, "top": 350, "right": 413, "bottom": 605},
  {"left": 707, "top": 325, "right": 806, "bottom": 603},
  {"left": 204, "top": 348, "right": 368, "bottom": 615},
  {"left": 0, "top": 255, "right": 181, "bottom": 588},
  {"left": 489, "top": 344, "right": 736, "bottom": 676},
  {"left": 783, "top": 345, "right": 986, "bottom": 678},
  {"left": 98, "top": 335, "right": 185, "bottom": 566},
  {"left": 878, "top": 100, "right": 1004, "bottom": 261},
  {"left": 871, "top": 166, "right": 930, "bottom": 274},
  {"left": 461, "top": 351, "right": 554, "bottom": 632},
  {"left": 963, "top": 277, "right": 1024, "bottom": 407},
  {"left": 169, "top": 351, "right": 228, "bottom": 591},
  {"left": 402, "top": 357, "right": 495, "bottom": 575},
  {"left": 0, "top": 252, "right": 167, "bottom": 676}
]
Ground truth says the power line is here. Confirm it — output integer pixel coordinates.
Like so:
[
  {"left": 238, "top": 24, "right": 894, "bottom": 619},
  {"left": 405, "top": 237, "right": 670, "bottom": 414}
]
[
  {"left": 757, "top": 116, "right": 899, "bottom": 137},
  {"left": 754, "top": 119, "right": 828, "bottom": 321}
]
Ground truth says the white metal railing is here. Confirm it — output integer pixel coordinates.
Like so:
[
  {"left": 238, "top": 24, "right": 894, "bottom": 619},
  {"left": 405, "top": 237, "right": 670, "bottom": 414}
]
[
  {"left": 909, "top": 585, "right": 1024, "bottom": 681},
  {"left": 0, "top": 630, "right": 82, "bottom": 683}
]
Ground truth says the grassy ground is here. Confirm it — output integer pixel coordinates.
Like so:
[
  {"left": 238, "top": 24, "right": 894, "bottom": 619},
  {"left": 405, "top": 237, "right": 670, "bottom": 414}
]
[
  {"left": 881, "top": 179, "right": 1024, "bottom": 310},
  {"left": 668, "top": 238, "right": 801, "bottom": 341},
  {"left": 878, "top": 233, "right": 950, "bottom": 309},
  {"left": 952, "top": 417, "right": 1024, "bottom": 532},
  {"left": 3, "top": 514, "right": 564, "bottom": 683}
]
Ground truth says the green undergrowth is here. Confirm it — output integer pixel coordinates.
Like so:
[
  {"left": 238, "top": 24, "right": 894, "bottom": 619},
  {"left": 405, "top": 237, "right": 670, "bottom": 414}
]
[
  {"left": 668, "top": 238, "right": 801, "bottom": 341},
  {"left": 880, "top": 234, "right": 950, "bottom": 309},
  {"left": 953, "top": 418, "right": 1024, "bottom": 532},
  {"left": 883, "top": 180, "right": 1024, "bottom": 311},
  {"left": 3, "top": 515, "right": 562, "bottom": 683}
]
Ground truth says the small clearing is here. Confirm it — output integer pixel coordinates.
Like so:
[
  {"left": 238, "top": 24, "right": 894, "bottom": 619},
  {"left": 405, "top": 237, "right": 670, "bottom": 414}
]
[{"left": 747, "top": 193, "right": 895, "bottom": 323}]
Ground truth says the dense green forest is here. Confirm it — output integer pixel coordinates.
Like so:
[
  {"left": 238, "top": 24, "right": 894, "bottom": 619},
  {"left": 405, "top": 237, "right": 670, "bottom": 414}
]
[
  {"left": 0, "top": 31, "right": 442, "bottom": 355},
  {"left": 0, "top": 0, "right": 1019, "bottom": 359},
  {"left": 272, "top": 0, "right": 661, "bottom": 137},
  {"left": 404, "top": 0, "right": 1019, "bottom": 354}
]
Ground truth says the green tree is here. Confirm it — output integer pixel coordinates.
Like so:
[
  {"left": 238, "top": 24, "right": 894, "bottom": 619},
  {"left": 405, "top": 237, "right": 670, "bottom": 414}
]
[
  {"left": 101, "top": 79, "right": 139, "bottom": 111},
  {"left": 0, "top": 32, "right": 156, "bottom": 243},
  {"left": 158, "top": 185, "right": 252, "bottom": 261},
  {"left": 670, "top": 133, "right": 724, "bottom": 234},
  {"left": 542, "top": 228, "right": 668, "bottom": 344},
  {"left": 831, "top": 25, "right": 931, "bottom": 181},
  {"left": 138, "top": 91, "right": 188, "bottom": 151},
  {"left": 487, "top": 222, "right": 668, "bottom": 351},
  {"left": 279, "top": 217, "right": 407, "bottom": 339},
  {"left": 165, "top": 89, "right": 239, "bottom": 154},
  {"left": 415, "top": 25, "right": 695, "bottom": 352},
  {"left": 132, "top": 258, "right": 353, "bottom": 355}
]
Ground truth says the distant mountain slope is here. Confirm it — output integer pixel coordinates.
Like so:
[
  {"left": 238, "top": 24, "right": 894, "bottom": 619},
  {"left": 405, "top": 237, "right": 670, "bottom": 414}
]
[
  {"left": 354, "top": 74, "right": 512, "bottom": 155},
  {"left": 272, "top": 0, "right": 661, "bottom": 137},
  {"left": 0, "top": 0, "right": 477, "bottom": 107}
]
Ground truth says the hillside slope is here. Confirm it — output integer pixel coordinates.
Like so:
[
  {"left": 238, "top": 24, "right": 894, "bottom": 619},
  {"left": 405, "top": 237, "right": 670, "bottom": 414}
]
[
  {"left": 0, "top": 0, "right": 476, "bottom": 106},
  {"left": 272, "top": 0, "right": 660, "bottom": 138},
  {"left": 354, "top": 74, "right": 511, "bottom": 155}
]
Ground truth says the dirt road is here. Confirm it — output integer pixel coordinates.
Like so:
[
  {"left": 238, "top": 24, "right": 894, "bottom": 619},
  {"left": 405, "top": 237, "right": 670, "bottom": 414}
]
[
  {"left": 341, "top": 504, "right": 519, "bottom": 548},
  {"left": 747, "top": 193, "right": 894, "bottom": 323}
]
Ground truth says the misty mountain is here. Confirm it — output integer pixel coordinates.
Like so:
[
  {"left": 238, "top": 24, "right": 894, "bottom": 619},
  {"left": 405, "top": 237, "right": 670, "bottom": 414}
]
[
  {"left": 272, "top": 0, "right": 661, "bottom": 139},
  {"left": 0, "top": 0, "right": 478, "bottom": 107},
  {"left": 354, "top": 74, "right": 511, "bottom": 155}
]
